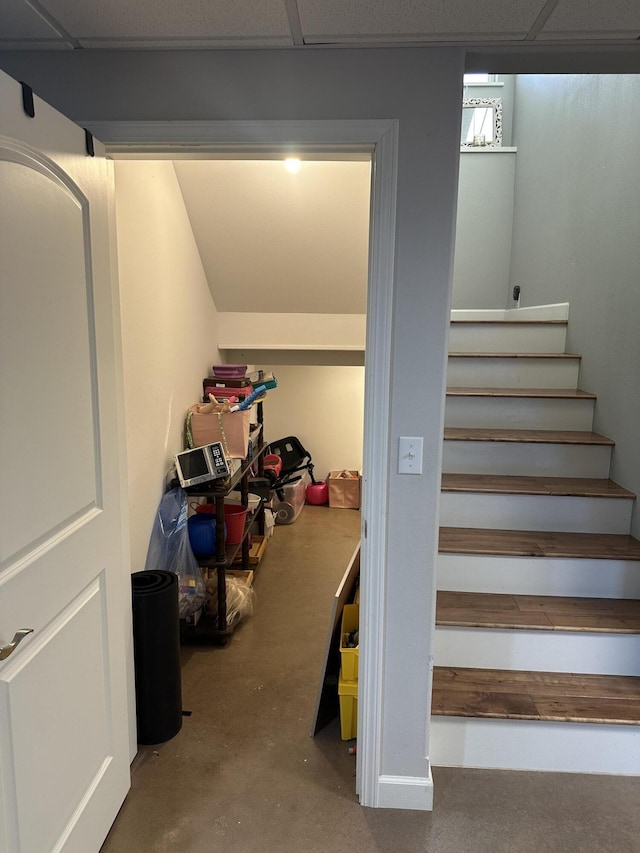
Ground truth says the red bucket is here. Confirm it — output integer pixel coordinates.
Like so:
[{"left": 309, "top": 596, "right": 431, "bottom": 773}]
[{"left": 223, "top": 503, "right": 248, "bottom": 545}]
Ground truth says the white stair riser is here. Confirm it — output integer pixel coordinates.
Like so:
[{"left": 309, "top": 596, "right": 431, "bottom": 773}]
[
  {"left": 440, "top": 493, "right": 633, "bottom": 535},
  {"left": 449, "top": 324, "right": 567, "bottom": 354},
  {"left": 430, "top": 717, "right": 640, "bottom": 774},
  {"left": 444, "top": 396, "right": 595, "bottom": 431},
  {"left": 447, "top": 356, "right": 580, "bottom": 389},
  {"left": 434, "top": 627, "right": 640, "bottom": 676},
  {"left": 437, "top": 554, "right": 640, "bottom": 599},
  {"left": 443, "top": 440, "right": 611, "bottom": 478}
]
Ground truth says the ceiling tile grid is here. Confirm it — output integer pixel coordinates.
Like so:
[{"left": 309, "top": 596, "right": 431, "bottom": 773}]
[{"left": 1, "top": 0, "right": 639, "bottom": 49}]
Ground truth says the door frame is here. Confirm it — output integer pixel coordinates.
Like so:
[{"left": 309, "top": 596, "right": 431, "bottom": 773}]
[{"left": 88, "top": 117, "right": 398, "bottom": 807}]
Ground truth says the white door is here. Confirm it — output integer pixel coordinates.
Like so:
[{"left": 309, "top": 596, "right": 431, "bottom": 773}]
[{"left": 0, "top": 70, "right": 131, "bottom": 852}]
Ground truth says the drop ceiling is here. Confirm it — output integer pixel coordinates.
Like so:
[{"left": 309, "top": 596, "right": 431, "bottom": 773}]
[{"left": 1, "top": 0, "right": 639, "bottom": 50}]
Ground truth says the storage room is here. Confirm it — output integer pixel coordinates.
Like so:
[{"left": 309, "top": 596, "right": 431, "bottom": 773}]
[{"left": 115, "top": 155, "right": 369, "bottom": 743}]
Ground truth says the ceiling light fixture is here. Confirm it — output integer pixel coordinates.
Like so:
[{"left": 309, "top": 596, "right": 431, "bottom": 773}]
[{"left": 284, "top": 157, "right": 301, "bottom": 173}]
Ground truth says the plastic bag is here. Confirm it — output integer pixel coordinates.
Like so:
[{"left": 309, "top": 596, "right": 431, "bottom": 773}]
[
  {"left": 144, "top": 486, "right": 206, "bottom": 618},
  {"left": 204, "top": 576, "right": 256, "bottom": 627}
]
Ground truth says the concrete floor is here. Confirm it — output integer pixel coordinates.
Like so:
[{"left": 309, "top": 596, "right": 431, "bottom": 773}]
[{"left": 102, "top": 506, "right": 640, "bottom": 852}]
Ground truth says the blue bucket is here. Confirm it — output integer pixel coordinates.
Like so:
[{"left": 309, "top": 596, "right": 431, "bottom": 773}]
[{"left": 188, "top": 513, "right": 218, "bottom": 556}]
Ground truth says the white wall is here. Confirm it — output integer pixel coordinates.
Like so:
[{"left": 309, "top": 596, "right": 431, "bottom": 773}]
[
  {"left": 258, "top": 365, "right": 365, "bottom": 479},
  {"left": 509, "top": 74, "right": 640, "bottom": 537},
  {"left": 114, "top": 161, "right": 221, "bottom": 572},
  {"left": 173, "top": 159, "right": 370, "bottom": 314}
]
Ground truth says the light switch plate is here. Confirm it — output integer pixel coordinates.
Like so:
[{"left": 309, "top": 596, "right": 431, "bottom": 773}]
[{"left": 398, "top": 436, "right": 423, "bottom": 474}]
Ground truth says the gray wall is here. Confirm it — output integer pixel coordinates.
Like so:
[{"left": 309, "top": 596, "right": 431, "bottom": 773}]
[
  {"left": 0, "top": 46, "right": 464, "bottom": 799},
  {"left": 452, "top": 150, "right": 516, "bottom": 308},
  {"left": 452, "top": 74, "right": 516, "bottom": 308},
  {"left": 509, "top": 74, "right": 640, "bottom": 536}
]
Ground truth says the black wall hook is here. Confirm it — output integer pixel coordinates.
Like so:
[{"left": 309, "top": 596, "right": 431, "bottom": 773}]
[{"left": 20, "top": 82, "right": 35, "bottom": 118}]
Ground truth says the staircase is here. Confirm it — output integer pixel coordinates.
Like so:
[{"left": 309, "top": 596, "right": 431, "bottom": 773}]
[{"left": 430, "top": 307, "right": 640, "bottom": 775}]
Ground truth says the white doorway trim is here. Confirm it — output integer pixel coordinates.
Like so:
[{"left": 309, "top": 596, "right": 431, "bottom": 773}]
[{"left": 88, "top": 118, "right": 399, "bottom": 808}]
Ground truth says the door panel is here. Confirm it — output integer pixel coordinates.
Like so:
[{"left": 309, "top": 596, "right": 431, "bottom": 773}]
[
  {"left": 0, "top": 154, "right": 99, "bottom": 565},
  {"left": 3, "top": 577, "right": 110, "bottom": 853},
  {"left": 0, "top": 69, "right": 131, "bottom": 853}
]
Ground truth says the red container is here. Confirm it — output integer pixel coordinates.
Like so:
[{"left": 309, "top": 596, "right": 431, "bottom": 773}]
[
  {"left": 223, "top": 504, "right": 248, "bottom": 545},
  {"left": 263, "top": 454, "right": 283, "bottom": 479},
  {"left": 306, "top": 481, "right": 328, "bottom": 506}
]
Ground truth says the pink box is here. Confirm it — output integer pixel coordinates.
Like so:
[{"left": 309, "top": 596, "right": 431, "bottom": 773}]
[{"left": 203, "top": 384, "right": 254, "bottom": 401}]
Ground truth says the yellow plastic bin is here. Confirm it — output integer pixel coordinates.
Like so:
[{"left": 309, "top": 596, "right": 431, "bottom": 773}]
[
  {"left": 340, "top": 603, "right": 359, "bottom": 681},
  {"left": 338, "top": 670, "right": 358, "bottom": 740}
]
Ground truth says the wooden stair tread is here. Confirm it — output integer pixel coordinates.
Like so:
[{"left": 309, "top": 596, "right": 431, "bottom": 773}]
[
  {"left": 439, "top": 527, "right": 640, "bottom": 560},
  {"left": 436, "top": 591, "right": 640, "bottom": 633},
  {"left": 441, "top": 474, "right": 635, "bottom": 499},
  {"left": 446, "top": 387, "right": 596, "bottom": 399},
  {"left": 432, "top": 666, "right": 640, "bottom": 724},
  {"left": 448, "top": 352, "right": 581, "bottom": 359},
  {"left": 444, "top": 428, "right": 614, "bottom": 445}
]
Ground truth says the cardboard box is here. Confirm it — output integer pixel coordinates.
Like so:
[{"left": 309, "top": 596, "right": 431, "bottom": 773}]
[
  {"left": 328, "top": 470, "right": 361, "bottom": 509},
  {"left": 189, "top": 408, "right": 252, "bottom": 458}
]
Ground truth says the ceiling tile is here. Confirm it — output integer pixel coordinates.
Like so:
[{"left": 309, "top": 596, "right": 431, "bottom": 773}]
[
  {"left": 38, "top": 0, "right": 291, "bottom": 38},
  {"left": 541, "top": 0, "right": 640, "bottom": 33},
  {"left": 0, "top": 0, "right": 69, "bottom": 39},
  {"left": 297, "top": 0, "right": 546, "bottom": 38}
]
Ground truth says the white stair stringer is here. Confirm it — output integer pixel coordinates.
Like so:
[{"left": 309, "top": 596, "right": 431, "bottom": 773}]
[
  {"left": 447, "top": 355, "right": 580, "bottom": 389},
  {"left": 430, "top": 717, "right": 640, "bottom": 775},
  {"left": 434, "top": 626, "right": 640, "bottom": 676},
  {"left": 439, "top": 492, "right": 633, "bottom": 534},
  {"left": 437, "top": 554, "right": 640, "bottom": 599},
  {"left": 443, "top": 439, "right": 612, "bottom": 478},
  {"left": 444, "top": 395, "right": 595, "bottom": 431}
]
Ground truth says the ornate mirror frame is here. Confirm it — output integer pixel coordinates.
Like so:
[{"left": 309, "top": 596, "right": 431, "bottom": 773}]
[{"left": 461, "top": 97, "right": 503, "bottom": 148}]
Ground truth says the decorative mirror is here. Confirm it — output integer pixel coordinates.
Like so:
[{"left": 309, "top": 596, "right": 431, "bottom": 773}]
[{"left": 461, "top": 98, "right": 502, "bottom": 148}]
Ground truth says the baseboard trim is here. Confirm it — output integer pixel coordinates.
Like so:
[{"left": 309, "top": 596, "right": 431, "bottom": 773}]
[{"left": 374, "top": 772, "right": 434, "bottom": 810}]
